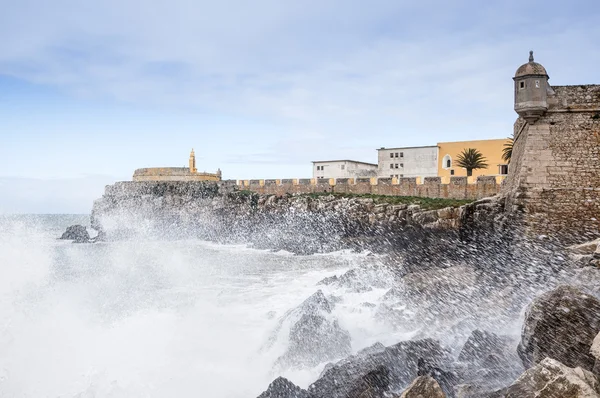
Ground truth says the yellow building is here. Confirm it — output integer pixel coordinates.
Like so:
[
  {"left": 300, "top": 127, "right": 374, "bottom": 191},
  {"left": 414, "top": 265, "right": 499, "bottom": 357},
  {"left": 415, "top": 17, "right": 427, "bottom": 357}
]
[
  {"left": 437, "top": 139, "right": 510, "bottom": 181},
  {"left": 132, "top": 149, "right": 222, "bottom": 182}
]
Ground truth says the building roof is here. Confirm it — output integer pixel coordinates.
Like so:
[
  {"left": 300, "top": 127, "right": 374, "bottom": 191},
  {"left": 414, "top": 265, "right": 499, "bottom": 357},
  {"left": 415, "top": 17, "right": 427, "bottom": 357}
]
[
  {"left": 311, "top": 160, "right": 378, "bottom": 167},
  {"left": 515, "top": 51, "right": 548, "bottom": 78},
  {"left": 437, "top": 138, "right": 510, "bottom": 145},
  {"left": 377, "top": 145, "right": 438, "bottom": 151}
]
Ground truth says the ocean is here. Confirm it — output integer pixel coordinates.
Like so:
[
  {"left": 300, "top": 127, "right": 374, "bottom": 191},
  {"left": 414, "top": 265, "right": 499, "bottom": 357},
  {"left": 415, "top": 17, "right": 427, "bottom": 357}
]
[{"left": 0, "top": 214, "right": 403, "bottom": 397}]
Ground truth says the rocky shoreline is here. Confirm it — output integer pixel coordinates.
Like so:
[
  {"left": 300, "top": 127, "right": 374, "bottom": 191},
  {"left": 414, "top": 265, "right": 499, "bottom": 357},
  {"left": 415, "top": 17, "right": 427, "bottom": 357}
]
[{"left": 61, "top": 181, "right": 600, "bottom": 397}]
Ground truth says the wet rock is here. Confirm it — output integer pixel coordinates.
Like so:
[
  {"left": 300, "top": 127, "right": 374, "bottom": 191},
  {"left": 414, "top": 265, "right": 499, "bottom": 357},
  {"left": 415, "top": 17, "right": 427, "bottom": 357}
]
[
  {"left": 346, "top": 365, "right": 391, "bottom": 398},
  {"left": 273, "top": 290, "right": 351, "bottom": 368},
  {"left": 399, "top": 376, "right": 445, "bottom": 398},
  {"left": 518, "top": 285, "right": 600, "bottom": 370},
  {"left": 412, "top": 210, "right": 439, "bottom": 225},
  {"left": 417, "top": 357, "right": 458, "bottom": 397},
  {"left": 591, "top": 332, "right": 600, "bottom": 361},
  {"left": 308, "top": 339, "right": 450, "bottom": 398},
  {"left": 59, "top": 225, "right": 90, "bottom": 243},
  {"left": 493, "top": 357, "right": 600, "bottom": 397},
  {"left": 568, "top": 238, "right": 600, "bottom": 255},
  {"left": 257, "top": 377, "right": 310, "bottom": 398},
  {"left": 317, "top": 275, "right": 338, "bottom": 285},
  {"left": 277, "top": 313, "right": 351, "bottom": 368},
  {"left": 458, "top": 330, "right": 514, "bottom": 366}
]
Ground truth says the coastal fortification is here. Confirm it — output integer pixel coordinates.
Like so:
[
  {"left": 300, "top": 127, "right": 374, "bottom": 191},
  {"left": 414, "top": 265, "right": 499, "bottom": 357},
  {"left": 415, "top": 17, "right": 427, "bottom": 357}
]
[
  {"left": 132, "top": 149, "right": 222, "bottom": 182},
  {"left": 502, "top": 51, "right": 600, "bottom": 243}
]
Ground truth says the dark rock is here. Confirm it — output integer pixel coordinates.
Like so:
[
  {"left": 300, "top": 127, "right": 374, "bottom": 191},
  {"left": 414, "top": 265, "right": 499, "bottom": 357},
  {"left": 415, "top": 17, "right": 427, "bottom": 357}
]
[
  {"left": 458, "top": 330, "right": 513, "bottom": 366},
  {"left": 399, "top": 376, "right": 445, "bottom": 398},
  {"left": 60, "top": 225, "right": 90, "bottom": 243},
  {"left": 346, "top": 365, "right": 391, "bottom": 398},
  {"left": 297, "top": 290, "right": 332, "bottom": 314},
  {"left": 417, "top": 357, "right": 458, "bottom": 397},
  {"left": 317, "top": 275, "right": 338, "bottom": 285},
  {"left": 518, "top": 285, "right": 600, "bottom": 370},
  {"left": 308, "top": 339, "right": 450, "bottom": 398},
  {"left": 257, "top": 377, "right": 309, "bottom": 398},
  {"left": 276, "top": 313, "right": 351, "bottom": 368}
]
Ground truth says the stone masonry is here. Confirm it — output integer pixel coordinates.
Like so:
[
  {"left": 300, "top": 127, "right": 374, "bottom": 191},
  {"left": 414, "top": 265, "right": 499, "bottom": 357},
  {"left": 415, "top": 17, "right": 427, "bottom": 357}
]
[{"left": 503, "top": 64, "right": 600, "bottom": 243}]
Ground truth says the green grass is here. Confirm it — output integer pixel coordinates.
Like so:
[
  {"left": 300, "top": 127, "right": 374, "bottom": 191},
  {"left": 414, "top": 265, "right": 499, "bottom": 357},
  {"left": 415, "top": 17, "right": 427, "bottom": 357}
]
[{"left": 300, "top": 192, "right": 473, "bottom": 210}]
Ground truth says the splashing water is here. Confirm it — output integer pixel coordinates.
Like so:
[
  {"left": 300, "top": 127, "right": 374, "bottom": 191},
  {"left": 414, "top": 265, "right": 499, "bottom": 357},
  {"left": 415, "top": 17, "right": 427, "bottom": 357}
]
[{"left": 0, "top": 215, "right": 399, "bottom": 397}]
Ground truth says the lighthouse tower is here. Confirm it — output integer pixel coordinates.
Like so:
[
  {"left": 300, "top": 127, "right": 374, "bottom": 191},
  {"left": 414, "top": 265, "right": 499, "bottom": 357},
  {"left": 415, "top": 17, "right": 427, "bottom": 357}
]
[
  {"left": 513, "top": 51, "right": 550, "bottom": 123},
  {"left": 189, "top": 149, "right": 197, "bottom": 173}
]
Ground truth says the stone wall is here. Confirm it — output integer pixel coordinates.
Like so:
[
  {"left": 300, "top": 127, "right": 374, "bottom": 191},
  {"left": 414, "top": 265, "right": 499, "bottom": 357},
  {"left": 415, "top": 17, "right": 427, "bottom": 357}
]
[
  {"left": 239, "top": 176, "right": 503, "bottom": 200},
  {"left": 502, "top": 84, "right": 600, "bottom": 243},
  {"left": 132, "top": 167, "right": 221, "bottom": 182}
]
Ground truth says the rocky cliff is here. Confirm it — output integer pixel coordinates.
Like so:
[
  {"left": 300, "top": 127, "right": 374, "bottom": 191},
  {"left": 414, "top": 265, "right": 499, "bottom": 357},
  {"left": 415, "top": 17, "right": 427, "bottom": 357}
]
[{"left": 91, "top": 181, "right": 500, "bottom": 256}]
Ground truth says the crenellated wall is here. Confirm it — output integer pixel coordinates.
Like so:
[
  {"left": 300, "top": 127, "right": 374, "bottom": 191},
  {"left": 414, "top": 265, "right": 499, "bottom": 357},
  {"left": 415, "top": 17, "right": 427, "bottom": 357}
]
[{"left": 237, "top": 176, "right": 505, "bottom": 200}]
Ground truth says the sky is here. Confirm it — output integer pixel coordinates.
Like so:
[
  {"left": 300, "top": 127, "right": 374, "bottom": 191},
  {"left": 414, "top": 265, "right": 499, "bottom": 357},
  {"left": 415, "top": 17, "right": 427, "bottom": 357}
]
[{"left": 1, "top": 0, "right": 599, "bottom": 213}]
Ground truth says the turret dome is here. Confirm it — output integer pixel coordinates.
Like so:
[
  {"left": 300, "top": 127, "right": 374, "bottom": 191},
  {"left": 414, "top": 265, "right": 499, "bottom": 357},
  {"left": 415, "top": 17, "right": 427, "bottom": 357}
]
[{"left": 515, "top": 51, "right": 548, "bottom": 78}]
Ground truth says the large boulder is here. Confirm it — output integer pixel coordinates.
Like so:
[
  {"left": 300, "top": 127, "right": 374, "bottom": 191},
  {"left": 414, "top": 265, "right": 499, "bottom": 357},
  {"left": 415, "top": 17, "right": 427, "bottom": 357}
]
[
  {"left": 271, "top": 290, "right": 351, "bottom": 369},
  {"left": 345, "top": 365, "right": 391, "bottom": 398},
  {"left": 454, "top": 330, "right": 523, "bottom": 396},
  {"left": 308, "top": 339, "right": 451, "bottom": 398},
  {"left": 458, "top": 329, "right": 520, "bottom": 369},
  {"left": 592, "top": 332, "right": 600, "bottom": 375},
  {"left": 399, "top": 376, "right": 445, "bottom": 398},
  {"left": 256, "top": 377, "right": 309, "bottom": 398},
  {"left": 277, "top": 313, "right": 351, "bottom": 368},
  {"left": 518, "top": 285, "right": 600, "bottom": 370},
  {"left": 492, "top": 357, "right": 600, "bottom": 398},
  {"left": 59, "top": 225, "right": 90, "bottom": 243}
]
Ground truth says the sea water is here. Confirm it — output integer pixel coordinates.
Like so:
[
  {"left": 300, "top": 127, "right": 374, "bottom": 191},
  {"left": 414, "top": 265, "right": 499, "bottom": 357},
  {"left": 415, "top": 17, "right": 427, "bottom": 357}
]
[{"left": 0, "top": 215, "right": 402, "bottom": 398}]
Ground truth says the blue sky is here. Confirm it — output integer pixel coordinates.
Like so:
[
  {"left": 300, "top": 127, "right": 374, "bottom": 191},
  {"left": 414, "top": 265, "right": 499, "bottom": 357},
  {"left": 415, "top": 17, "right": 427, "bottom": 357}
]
[{"left": 1, "top": 0, "right": 599, "bottom": 213}]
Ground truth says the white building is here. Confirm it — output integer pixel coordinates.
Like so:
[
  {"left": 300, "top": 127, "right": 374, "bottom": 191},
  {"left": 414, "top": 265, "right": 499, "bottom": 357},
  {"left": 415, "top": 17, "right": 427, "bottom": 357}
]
[
  {"left": 312, "top": 160, "right": 378, "bottom": 180},
  {"left": 377, "top": 146, "right": 438, "bottom": 180}
]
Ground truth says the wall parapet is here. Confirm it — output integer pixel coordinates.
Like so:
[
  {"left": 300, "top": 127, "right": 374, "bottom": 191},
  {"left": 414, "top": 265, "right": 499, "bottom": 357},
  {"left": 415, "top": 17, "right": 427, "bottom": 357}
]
[{"left": 236, "top": 176, "right": 506, "bottom": 200}]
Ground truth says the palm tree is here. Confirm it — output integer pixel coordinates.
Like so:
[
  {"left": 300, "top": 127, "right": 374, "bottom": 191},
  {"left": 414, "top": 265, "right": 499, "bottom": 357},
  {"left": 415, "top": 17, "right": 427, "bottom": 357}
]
[
  {"left": 456, "top": 148, "right": 489, "bottom": 177},
  {"left": 502, "top": 135, "right": 514, "bottom": 163}
]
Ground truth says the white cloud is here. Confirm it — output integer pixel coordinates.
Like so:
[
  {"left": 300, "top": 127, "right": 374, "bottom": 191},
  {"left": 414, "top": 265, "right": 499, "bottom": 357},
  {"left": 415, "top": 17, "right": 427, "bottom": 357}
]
[{"left": 0, "top": 0, "right": 599, "bottom": 210}]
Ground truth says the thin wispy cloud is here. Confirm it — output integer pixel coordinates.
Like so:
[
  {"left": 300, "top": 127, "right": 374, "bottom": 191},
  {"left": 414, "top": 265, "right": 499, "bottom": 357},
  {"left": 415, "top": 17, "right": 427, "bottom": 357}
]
[{"left": 0, "top": 0, "right": 598, "bottom": 212}]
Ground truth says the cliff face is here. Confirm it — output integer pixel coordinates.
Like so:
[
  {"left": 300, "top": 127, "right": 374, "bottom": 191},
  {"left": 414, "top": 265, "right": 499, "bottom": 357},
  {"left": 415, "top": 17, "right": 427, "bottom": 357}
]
[{"left": 91, "top": 181, "right": 505, "bottom": 256}]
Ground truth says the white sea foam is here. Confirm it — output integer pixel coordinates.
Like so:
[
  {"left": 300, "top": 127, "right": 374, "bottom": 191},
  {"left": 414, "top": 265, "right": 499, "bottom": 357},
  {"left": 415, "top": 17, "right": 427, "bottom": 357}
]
[{"left": 0, "top": 215, "right": 392, "bottom": 398}]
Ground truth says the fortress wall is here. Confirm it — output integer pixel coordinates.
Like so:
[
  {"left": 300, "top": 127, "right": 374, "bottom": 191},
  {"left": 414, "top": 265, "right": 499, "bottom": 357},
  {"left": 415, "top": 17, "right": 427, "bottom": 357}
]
[
  {"left": 502, "top": 85, "right": 600, "bottom": 242},
  {"left": 237, "top": 177, "right": 501, "bottom": 200}
]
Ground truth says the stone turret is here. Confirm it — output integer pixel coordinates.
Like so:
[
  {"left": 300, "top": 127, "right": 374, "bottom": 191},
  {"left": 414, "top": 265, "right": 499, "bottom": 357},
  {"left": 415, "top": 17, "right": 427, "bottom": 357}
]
[{"left": 513, "top": 51, "right": 550, "bottom": 123}]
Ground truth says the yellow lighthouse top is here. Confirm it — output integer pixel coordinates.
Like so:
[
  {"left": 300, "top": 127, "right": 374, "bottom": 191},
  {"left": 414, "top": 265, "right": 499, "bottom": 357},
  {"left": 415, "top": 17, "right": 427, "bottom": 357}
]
[{"left": 131, "top": 149, "right": 222, "bottom": 182}]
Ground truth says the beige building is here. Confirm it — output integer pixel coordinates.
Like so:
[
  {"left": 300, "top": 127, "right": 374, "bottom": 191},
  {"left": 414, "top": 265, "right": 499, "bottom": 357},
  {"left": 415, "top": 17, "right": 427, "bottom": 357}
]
[
  {"left": 132, "top": 149, "right": 222, "bottom": 182},
  {"left": 312, "top": 160, "right": 378, "bottom": 180}
]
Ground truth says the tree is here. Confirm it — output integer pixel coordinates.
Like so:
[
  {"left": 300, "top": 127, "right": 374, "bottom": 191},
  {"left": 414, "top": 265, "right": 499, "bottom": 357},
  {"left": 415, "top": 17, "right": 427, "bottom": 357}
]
[
  {"left": 502, "top": 135, "right": 514, "bottom": 163},
  {"left": 456, "top": 148, "right": 489, "bottom": 177}
]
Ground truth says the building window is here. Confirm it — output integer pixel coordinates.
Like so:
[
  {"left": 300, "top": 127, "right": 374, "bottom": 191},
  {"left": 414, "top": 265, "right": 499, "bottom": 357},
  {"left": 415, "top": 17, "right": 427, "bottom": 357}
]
[
  {"left": 443, "top": 154, "right": 452, "bottom": 169},
  {"left": 394, "top": 164, "right": 399, "bottom": 169},
  {"left": 400, "top": 174, "right": 404, "bottom": 178},
  {"left": 535, "top": 80, "right": 540, "bottom": 88},
  {"left": 450, "top": 169, "right": 455, "bottom": 175},
  {"left": 400, "top": 163, "right": 404, "bottom": 168},
  {"left": 390, "top": 153, "right": 394, "bottom": 158},
  {"left": 389, "top": 164, "right": 393, "bottom": 169},
  {"left": 399, "top": 152, "right": 404, "bottom": 158},
  {"left": 499, "top": 165, "right": 509, "bottom": 175},
  {"left": 519, "top": 81, "right": 525, "bottom": 89},
  {"left": 394, "top": 152, "right": 398, "bottom": 158},
  {"left": 341, "top": 165, "right": 345, "bottom": 170}
]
